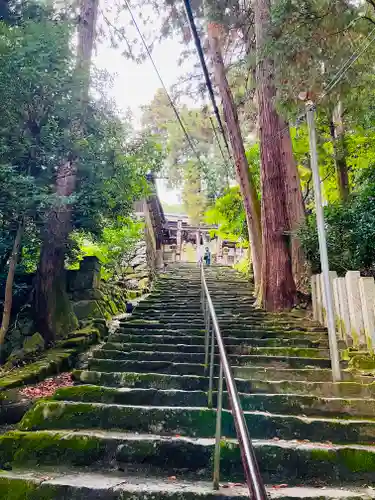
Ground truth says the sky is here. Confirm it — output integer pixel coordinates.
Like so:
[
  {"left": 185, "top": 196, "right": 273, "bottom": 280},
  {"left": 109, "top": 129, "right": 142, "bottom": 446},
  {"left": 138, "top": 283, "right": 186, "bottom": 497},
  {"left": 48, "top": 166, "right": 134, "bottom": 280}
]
[{"left": 94, "top": 5, "right": 195, "bottom": 206}]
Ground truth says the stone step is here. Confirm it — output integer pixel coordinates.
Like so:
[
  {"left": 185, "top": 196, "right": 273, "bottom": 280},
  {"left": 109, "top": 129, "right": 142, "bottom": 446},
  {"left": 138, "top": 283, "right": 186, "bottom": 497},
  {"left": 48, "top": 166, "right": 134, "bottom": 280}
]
[
  {"left": 2, "top": 469, "right": 372, "bottom": 500},
  {"left": 19, "top": 400, "right": 375, "bottom": 444},
  {"left": 72, "top": 370, "right": 375, "bottom": 398},
  {"left": 52, "top": 385, "right": 375, "bottom": 418},
  {"left": 232, "top": 366, "right": 358, "bottom": 382},
  {"left": 4, "top": 430, "right": 375, "bottom": 485},
  {"left": 87, "top": 357, "right": 335, "bottom": 376},
  {"left": 117, "top": 324, "right": 327, "bottom": 338},
  {"left": 105, "top": 334, "right": 329, "bottom": 348},
  {"left": 92, "top": 349, "right": 334, "bottom": 369},
  {"left": 88, "top": 358, "right": 206, "bottom": 376}
]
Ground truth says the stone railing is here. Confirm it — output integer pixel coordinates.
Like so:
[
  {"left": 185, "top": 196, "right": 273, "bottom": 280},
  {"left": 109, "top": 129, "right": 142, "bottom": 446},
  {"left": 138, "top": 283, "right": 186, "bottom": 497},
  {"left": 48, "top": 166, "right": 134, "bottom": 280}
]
[{"left": 311, "top": 271, "right": 375, "bottom": 351}]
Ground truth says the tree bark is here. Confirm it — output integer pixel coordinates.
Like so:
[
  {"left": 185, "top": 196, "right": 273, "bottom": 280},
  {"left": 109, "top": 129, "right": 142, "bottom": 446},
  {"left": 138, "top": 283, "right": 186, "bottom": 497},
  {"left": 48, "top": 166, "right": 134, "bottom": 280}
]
[
  {"left": 0, "top": 220, "right": 24, "bottom": 348},
  {"left": 34, "top": 0, "right": 99, "bottom": 343},
  {"left": 207, "top": 23, "right": 262, "bottom": 287},
  {"left": 331, "top": 100, "right": 349, "bottom": 201},
  {"left": 279, "top": 121, "right": 307, "bottom": 291},
  {"left": 255, "top": 0, "right": 296, "bottom": 310}
]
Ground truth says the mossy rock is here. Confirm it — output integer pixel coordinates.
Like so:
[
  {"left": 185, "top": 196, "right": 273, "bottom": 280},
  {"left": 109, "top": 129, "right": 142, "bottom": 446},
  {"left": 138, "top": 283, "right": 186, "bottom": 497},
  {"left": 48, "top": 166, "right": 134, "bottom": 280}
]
[
  {"left": 72, "top": 300, "right": 111, "bottom": 320},
  {"left": 0, "top": 349, "right": 75, "bottom": 391},
  {"left": 349, "top": 354, "right": 375, "bottom": 371},
  {"left": 23, "top": 333, "right": 44, "bottom": 354}
]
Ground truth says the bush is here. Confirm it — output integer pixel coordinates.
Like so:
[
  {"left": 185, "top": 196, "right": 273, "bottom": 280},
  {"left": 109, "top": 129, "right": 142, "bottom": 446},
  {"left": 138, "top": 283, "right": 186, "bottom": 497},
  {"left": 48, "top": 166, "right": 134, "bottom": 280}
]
[{"left": 298, "top": 186, "right": 375, "bottom": 275}]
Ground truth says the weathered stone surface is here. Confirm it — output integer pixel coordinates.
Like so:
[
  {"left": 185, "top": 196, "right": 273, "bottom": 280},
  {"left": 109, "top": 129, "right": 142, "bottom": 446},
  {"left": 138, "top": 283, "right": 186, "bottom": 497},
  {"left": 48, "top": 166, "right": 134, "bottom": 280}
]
[
  {"left": 346, "top": 271, "right": 366, "bottom": 347},
  {"left": 4, "top": 264, "right": 375, "bottom": 496}
]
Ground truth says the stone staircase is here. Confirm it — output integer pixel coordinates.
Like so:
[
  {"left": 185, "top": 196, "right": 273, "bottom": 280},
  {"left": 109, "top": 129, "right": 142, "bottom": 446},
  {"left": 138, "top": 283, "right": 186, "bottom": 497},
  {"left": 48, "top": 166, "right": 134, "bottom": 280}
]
[{"left": 1, "top": 264, "right": 375, "bottom": 499}]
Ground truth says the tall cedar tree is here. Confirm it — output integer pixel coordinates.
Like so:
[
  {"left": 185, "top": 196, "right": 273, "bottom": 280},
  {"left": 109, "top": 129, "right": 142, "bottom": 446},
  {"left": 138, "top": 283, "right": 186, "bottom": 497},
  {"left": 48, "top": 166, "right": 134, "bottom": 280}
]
[
  {"left": 207, "top": 22, "right": 262, "bottom": 287},
  {"left": 34, "top": 0, "right": 99, "bottom": 343},
  {"left": 254, "top": 0, "right": 296, "bottom": 310}
]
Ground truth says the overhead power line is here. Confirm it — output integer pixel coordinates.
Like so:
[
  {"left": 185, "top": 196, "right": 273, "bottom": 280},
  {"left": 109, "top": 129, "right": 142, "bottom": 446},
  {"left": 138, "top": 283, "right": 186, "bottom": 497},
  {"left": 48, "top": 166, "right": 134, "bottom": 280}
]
[
  {"left": 319, "top": 26, "right": 375, "bottom": 101},
  {"left": 181, "top": 0, "right": 232, "bottom": 160},
  {"left": 123, "top": 0, "right": 206, "bottom": 171},
  {"left": 209, "top": 116, "right": 228, "bottom": 168}
]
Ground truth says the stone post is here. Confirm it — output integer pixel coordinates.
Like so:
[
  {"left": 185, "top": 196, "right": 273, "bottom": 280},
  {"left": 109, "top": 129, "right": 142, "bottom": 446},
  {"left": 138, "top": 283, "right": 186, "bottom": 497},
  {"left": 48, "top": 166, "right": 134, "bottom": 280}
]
[
  {"left": 223, "top": 247, "right": 229, "bottom": 266},
  {"left": 216, "top": 237, "right": 223, "bottom": 264},
  {"left": 176, "top": 220, "right": 182, "bottom": 262},
  {"left": 320, "top": 271, "right": 337, "bottom": 327},
  {"left": 332, "top": 278, "right": 342, "bottom": 339},
  {"left": 311, "top": 275, "right": 318, "bottom": 321},
  {"left": 196, "top": 230, "right": 200, "bottom": 262},
  {"left": 345, "top": 271, "right": 365, "bottom": 347},
  {"left": 316, "top": 273, "right": 323, "bottom": 324},
  {"left": 155, "top": 249, "right": 164, "bottom": 269},
  {"left": 336, "top": 277, "right": 352, "bottom": 346},
  {"left": 359, "top": 277, "right": 375, "bottom": 352}
]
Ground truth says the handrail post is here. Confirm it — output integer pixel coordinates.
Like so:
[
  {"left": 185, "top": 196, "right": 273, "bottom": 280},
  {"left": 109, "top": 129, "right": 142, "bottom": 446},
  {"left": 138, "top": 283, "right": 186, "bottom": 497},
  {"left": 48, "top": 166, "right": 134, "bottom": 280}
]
[
  {"left": 208, "top": 323, "right": 215, "bottom": 408},
  {"left": 213, "top": 361, "right": 223, "bottom": 490}
]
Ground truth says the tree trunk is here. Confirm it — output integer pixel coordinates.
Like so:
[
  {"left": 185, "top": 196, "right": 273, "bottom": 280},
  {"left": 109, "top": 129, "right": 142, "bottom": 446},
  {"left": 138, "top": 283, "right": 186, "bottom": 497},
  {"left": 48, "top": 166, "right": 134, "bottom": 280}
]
[
  {"left": 331, "top": 100, "right": 349, "bottom": 201},
  {"left": 207, "top": 23, "right": 262, "bottom": 287},
  {"left": 255, "top": 0, "right": 296, "bottom": 310},
  {"left": 279, "top": 121, "right": 307, "bottom": 291},
  {"left": 0, "top": 220, "right": 24, "bottom": 349},
  {"left": 34, "top": 0, "right": 99, "bottom": 343}
]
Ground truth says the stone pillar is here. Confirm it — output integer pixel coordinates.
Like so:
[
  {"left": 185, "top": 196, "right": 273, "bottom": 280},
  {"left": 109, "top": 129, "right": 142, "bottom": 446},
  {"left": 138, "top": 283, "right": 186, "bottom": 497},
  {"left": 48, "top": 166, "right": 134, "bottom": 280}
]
[
  {"left": 216, "top": 237, "right": 223, "bottom": 264},
  {"left": 332, "top": 278, "right": 342, "bottom": 339},
  {"left": 311, "top": 275, "right": 318, "bottom": 322},
  {"left": 223, "top": 247, "right": 229, "bottom": 266},
  {"left": 320, "top": 271, "right": 337, "bottom": 327},
  {"left": 359, "top": 277, "right": 375, "bottom": 352},
  {"left": 155, "top": 249, "right": 164, "bottom": 270},
  {"left": 336, "top": 277, "right": 352, "bottom": 346},
  {"left": 315, "top": 273, "right": 323, "bottom": 324},
  {"left": 346, "top": 271, "right": 365, "bottom": 347},
  {"left": 176, "top": 220, "right": 182, "bottom": 262},
  {"left": 196, "top": 231, "right": 200, "bottom": 262}
]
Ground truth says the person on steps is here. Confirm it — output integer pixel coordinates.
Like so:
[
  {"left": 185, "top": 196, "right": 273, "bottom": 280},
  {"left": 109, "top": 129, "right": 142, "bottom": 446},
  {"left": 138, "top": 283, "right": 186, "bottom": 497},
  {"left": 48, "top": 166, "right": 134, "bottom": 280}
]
[{"left": 204, "top": 247, "right": 211, "bottom": 266}]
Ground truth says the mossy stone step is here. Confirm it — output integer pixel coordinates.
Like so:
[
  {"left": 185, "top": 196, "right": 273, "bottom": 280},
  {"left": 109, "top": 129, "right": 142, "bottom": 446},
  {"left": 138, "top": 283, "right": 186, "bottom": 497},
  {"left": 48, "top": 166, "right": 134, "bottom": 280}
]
[
  {"left": 113, "top": 328, "right": 205, "bottom": 336},
  {"left": 105, "top": 334, "right": 329, "bottom": 348},
  {"left": 88, "top": 358, "right": 206, "bottom": 376},
  {"left": 92, "top": 348, "right": 333, "bottom": 369},
  {"left": 4, "top": 430, "right": 375, "bottom": 486},
  {"left": 73, "top": 369, "right": 374, "bottom": 397},
  {"left": 3, "top": 470, "right": 372, "bottom": 500},
  {"left": 92, "top": 349, "right": 208, "bottom": 363},
  {"left": 18, "top": 400, "right": 375, "bottom": 444},
  {"left": 72, "top": 370, "right": 212, "bottom": 391},
  {"left": 52, "top": 385, "right": 375, "bottom": 418},
  {"left": 118, "top": 322, "right": 206, "bottom": 331},
  {"left": 117, "top": 323, "right": 327, "bottom": 338},
  {"left": 102, "top": 342, "right": 206, "bottom": 353}
]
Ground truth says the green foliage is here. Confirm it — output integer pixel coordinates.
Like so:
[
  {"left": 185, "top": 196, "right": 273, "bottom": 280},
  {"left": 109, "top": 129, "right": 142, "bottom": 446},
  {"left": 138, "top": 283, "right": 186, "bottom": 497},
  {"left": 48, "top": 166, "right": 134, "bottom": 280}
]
[
  {"left": 205, "top": 187, "right": 247, "bottom": 242},
  {"left": 70, "top": 218, "right": 144, "bottom": 280},
  {"left": 299, "top": 181, "right": 375, "bottom": 274},
  {"left": 181, "top": 163, "right": 208, "bottom": 224}
]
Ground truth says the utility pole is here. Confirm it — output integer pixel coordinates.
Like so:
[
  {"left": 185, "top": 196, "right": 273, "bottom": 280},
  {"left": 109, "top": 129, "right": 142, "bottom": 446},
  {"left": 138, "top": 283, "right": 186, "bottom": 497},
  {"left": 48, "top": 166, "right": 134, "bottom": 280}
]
[{"left": 305, "top": 102, "right": 341, "bottom": 382}]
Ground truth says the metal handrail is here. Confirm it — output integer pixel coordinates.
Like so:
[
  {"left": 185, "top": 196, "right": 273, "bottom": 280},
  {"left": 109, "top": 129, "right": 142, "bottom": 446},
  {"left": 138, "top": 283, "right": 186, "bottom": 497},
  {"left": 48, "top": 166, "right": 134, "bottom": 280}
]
[{"left": 200, "top": 264, "right": 268, "bottom": 499}]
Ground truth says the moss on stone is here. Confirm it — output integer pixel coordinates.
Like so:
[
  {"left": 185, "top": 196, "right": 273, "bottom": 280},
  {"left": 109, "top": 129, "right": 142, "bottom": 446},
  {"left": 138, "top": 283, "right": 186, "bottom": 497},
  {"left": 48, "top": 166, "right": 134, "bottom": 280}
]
[
  {"left": 0, "top": 430, "right": 107, "bottom": 468},
  {"left": 349, "top": 354, "right": 375, "bottom": 371},
  {"left": 0, "top": 349, "right": 75, "bottom": 391}
]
